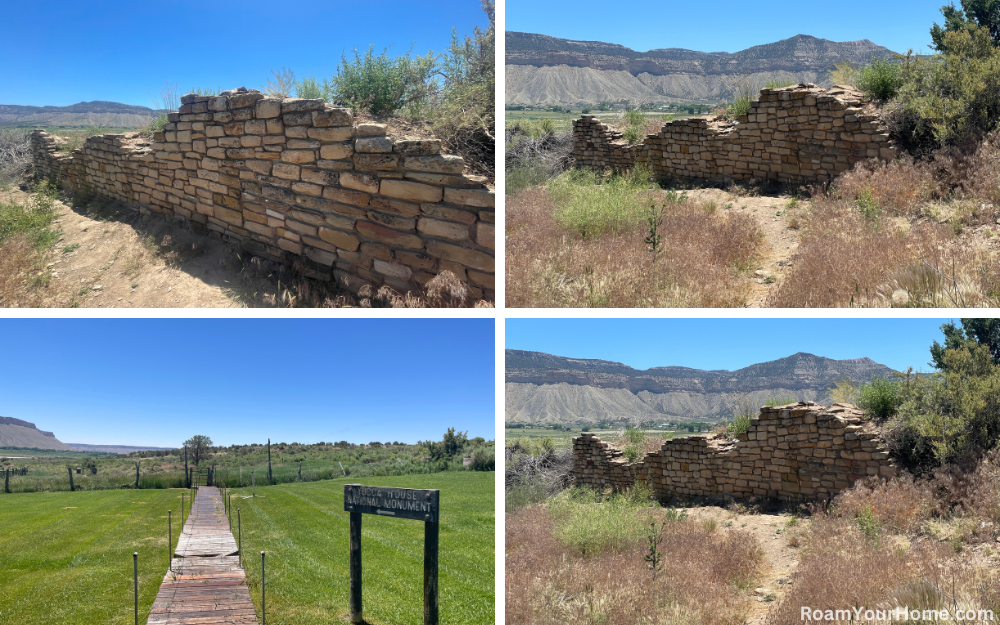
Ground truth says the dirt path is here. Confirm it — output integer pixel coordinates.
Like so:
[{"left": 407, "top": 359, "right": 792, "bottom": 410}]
[
  {"left": 683, "top": 188, "right": 805, "bottom": 308},
  {"left": 683, "top": 505, "right": 807, "bottom": 623},
  {"left": 3, "top": 187, "right": 285, "bottom": 308}
]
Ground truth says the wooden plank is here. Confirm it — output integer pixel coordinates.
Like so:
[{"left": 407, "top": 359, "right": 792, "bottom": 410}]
[{"left": 145, "top": 486, "right": 258, "bottom": 625}]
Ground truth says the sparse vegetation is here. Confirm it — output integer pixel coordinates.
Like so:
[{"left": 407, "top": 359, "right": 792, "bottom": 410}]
[{"left": 506, "top": 170, "right": 765, "bottom": 307}]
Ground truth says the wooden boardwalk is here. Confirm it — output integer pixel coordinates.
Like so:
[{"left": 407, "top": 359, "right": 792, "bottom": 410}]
[{"left": 147, "top": 486, "right": 258, "bottom": 624}]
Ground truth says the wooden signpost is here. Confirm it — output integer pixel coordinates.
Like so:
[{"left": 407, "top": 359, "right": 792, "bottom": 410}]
[{"left": 344, "top": 484, "right": 440, "bottom": 625}]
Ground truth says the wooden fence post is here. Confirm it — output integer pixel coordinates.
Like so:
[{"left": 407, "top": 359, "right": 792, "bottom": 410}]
[
  {"left": 4, "top": 468, "right": 9, "bottom": 494},
  {"left": 67, "top": 466, "right": 74, "bottom": 492},
  {"left": 350, "top": 511, "right": 362, "bottom": 624},
  {"left": 425, "top": 520, "right": 439, "bottom": 625}
]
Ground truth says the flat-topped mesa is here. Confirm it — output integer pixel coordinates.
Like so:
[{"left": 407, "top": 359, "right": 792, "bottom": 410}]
[
  {"left": 573, "top": 401, "right": 896, "bottom": 503},
  {"left": 572, "top": 84, "right": 897, "bottom": 186},
  {"left": 29, "top": 89, "right": 495, "bottom": 300}
]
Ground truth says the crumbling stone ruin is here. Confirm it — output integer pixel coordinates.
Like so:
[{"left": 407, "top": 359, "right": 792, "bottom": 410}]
[
  {"left": 30, "top": 88, "right": 494, "bottom": 299},
  {"left": 572, "top": 84, "right": 898, "bottom": 186},
  {"left": 573, "top": 402, "right": 897, "bottom": 503}
]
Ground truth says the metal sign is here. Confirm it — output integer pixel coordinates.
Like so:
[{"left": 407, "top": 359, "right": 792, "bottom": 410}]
[
  {"left": 343, "top": 485, "right": 440, "bottom": 522},
  {"left": 344, "top": 484, "right": 440, "bottom": 625}
]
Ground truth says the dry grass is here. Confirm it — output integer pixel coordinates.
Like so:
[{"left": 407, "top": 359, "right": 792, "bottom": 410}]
[
  {"left": 763, "top": 517, "right": 999, "bottom": 625},
  {"left": 0, "top": 235, "right": 48, "bottom": 307},
  {"left": 506, "top": 503, "right": 765, "bottom": 625},
  {"left": 506, "top": 186, "right": 764, "bottom": 307},
  {"left": 766, "top": 196, "right": 1000, "bottom": 307}
]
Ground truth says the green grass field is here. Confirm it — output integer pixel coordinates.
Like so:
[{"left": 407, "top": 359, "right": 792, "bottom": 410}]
[
  {"left": 226, "top": 472, "right": 493, "bottom": 625},
  {"left": 0, "top": 489, "right": 190, "bottom": 625}
]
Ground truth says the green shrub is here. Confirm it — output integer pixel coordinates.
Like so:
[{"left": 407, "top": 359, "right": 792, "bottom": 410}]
[
  {"left": 857, "top": 376, "right": 900, "bottom": 419},
  {"left": 0, "top": 181, "right": 59, "bottom": 249},
  {"left": 505, "top": 158, "right": 548, "bottom": 195},
  {"left": 549, "top": 485, "right": 655, "bottom": 557},
  {"left": 547, "top": 165, "right": 657, "bottom": 238},
  {"left": 725, "top": 414, "right": 752, "bottom": 437},
  {"left": 726, "top": 96, "right": 752, "bottom": 120},
  {"left": 858, "top": 57, "right": 901, "bottom": 100},
  {"left": 891, "top": 26, "right": 1000, "bottom": 148},
  {"left": 328, "top": 44, "right": 437, "bottom": 115},
  {"left": 764, "top": 78, "right": 796, "bottom": 89},
  {"left": 469, "top": 446, "right": 494, "bottom": 471}
]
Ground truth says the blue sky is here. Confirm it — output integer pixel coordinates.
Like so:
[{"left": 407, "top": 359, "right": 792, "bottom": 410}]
[
  {"left": 2, "top": 0, "right": 490, "bottom": 107},
  {"left": 506, "top": 0, "right": 950, "bottom": 55},
  {"left": 505, "top": 318, "right": 960, "bottom": 373},
  {"left": 0, "top": 319, "right": 494, "bottom": 447}
]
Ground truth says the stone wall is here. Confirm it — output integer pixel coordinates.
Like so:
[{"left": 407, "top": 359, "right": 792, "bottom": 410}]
[
  {"left": 572, "top": 84, "right": 898, "bottom": 186},
  {"left": 573, "top": 402, "right": 897, "bottom": 503},
  {"left": 30, "top": 89, "right": 494, "bottom": 299}
]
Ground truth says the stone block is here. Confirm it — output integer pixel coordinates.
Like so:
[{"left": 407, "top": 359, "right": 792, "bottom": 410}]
[
  {"left": 308, "top": 127, "right": 353, "bottom": 142},
  {"left": 281, "top": 150, "right": 316, "bottom": 164},
  {"left": 312, "top": 108, "right": 353, "bottom": 127},
  {"left": 319, "top": 143, "right": 354, "bottom": 160},
  {"left": 282, "top": 98, "right": 325, "bottom": 113},
  {"left": 356, "top": 137, "right": 394, "bottom": 153},
  {"left": 340, "top": 171, "right": 379, "bottom": 194},
  {"left": 380, "top": 179, "right": 443, "bottom": 203}
]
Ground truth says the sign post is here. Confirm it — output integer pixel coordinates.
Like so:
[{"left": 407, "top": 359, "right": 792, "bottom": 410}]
[{"left": 344, "top": 484, "right": 440, "bottom": 625}]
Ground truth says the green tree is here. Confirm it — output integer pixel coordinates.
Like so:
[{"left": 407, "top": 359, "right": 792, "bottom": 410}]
[
  {"left": 184, "top": 435, "right": 213, "bottom": 466},
  {"left": 931, "top": 0, "right": 1000, "bottom": 50},
  {"left": 930, "top": 318, "right": 1000, "bottom": 370}
]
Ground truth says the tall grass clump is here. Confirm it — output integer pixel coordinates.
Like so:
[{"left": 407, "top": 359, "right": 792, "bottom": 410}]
[
  {"left": 548, "top": 485, "right": 655, "bottom": 556},
  {"left": 548, "top": 166, "right": 658, "bottom": 238},
  {"left": 725, "top": 74, "right": 761, "bottom": 120}
]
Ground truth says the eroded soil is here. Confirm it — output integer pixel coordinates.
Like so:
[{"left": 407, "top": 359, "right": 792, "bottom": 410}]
[{"left": 2, "top": 187, "right": 285, "bottom": 308}]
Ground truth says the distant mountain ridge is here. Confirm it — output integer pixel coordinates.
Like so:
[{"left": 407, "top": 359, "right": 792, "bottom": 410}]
[
  {"left": 505, "top": 32, "right": 897, "bottom": 105},
  {"left": 505, "top": 350, "right": 894, "bottom": 424},
  {"left": 65, "top": 443, "right": 174, "bottom": 454},
  {"left": 0, "top": 417, "right": 71, "bottom": 450},
  {"left": 0, "top": 101, "right": 160, "bottom": 128}
]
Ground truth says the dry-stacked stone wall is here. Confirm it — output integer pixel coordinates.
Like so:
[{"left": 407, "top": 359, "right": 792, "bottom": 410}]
[
  {"left": 30, "top": 89, "right": 494, "bottom": 298},
  {"left": 572, "top": 84, "right": 898, "bottom": 186},
  {"left": 573, "top": 402, "right": 897, "bottom": 502}
]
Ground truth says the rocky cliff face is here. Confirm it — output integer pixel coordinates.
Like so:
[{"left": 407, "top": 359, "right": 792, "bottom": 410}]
[
  {"left": 0, "top": 417, "right": 71, "bottom": 450},
  {"left": 505, "top": 350, "right": 893, "bottom": 424},
  {"left": 505, "top": 32, "right": 896, "bottom": 105}
]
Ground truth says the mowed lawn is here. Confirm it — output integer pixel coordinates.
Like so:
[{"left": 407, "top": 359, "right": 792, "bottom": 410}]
[
  {"left": 230, "top": 472, "right": 494, "bottom": 625},
  {"left": 0, "top": 489, "right": 187, "bottom": 624}
]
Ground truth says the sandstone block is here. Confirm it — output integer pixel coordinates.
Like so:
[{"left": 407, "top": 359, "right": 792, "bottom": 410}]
[
  {"left": 380, "top": 179, "right": 442, "bottom": 203},
  {"left": 356, "top": 221, "right": 424, "bottom": 249},
  {"left": 356, "top": 137, "right": 394, "bottom": 153},
  {"left": 229, "top": 92, "right": 264, "bottom": 109},
  {"left": 319, "top": 143, "right": 354, "bottom": 160},
  {"left": 281, "top": 150, "right": 316, "bottom": 164},
  {"left": 318, "top": 227, "right": 360, "bottom": 251},
  {"left": 355, "top": 123, "right": 387, "bottom": 137},
  {"left": 418, "top": 217, "right": 469, "bottom": 241},
  {"left": 312, "top": 108, "right": 353, "bottom": 127},
  {"left": 373, "top": 259, "right": 412, "bottom": 279},
  {"left": 444, "top": 187, "right": 493, "bottom": 208},
  {"left": 426, "top": 241, "right": 493, "bottom": 272},
  {"left": 340, "top": 171, "right": 379, "bottom": 193},
  {"left": 282, "top": 98, "right": 325, "bottom": 113},
  {"left": 308, "top": 127, "right": 353, "bottom": 142},
  {"left": 282, "top": 112, "right": 313, "bottom": 126},
  {"left": 403, "top": 155, "right": 465, "bottom": 173},
  {"left": 394, "top": 139, "right": 441, "bottom": 156}
]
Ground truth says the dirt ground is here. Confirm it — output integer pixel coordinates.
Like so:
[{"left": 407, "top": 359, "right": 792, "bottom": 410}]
[
  {"left": 682, "top": 188, "right": 805, "bottom": 308},
  {"left": 683, "top": 186, "right": 1000, "bottom": 308},
  {"left": 2, "top": 187, "right": 302, "bottom": 308},
  {"left": 680, "top": 504, "right": 1000, "bottom": 623}
]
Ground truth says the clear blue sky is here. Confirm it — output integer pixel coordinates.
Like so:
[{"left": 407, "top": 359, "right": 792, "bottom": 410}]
[
  {"left": 506, "top": 318, "right": 962, "bottom": 373},
  {"left": 506, "top": 0, "right": 950, "bottom": 55},
  {"left": 0, "top": 319, "right": 494, "bottom": 447},
  {"left": 2, "top": 0, "right": 490, "bottom": 107}
]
